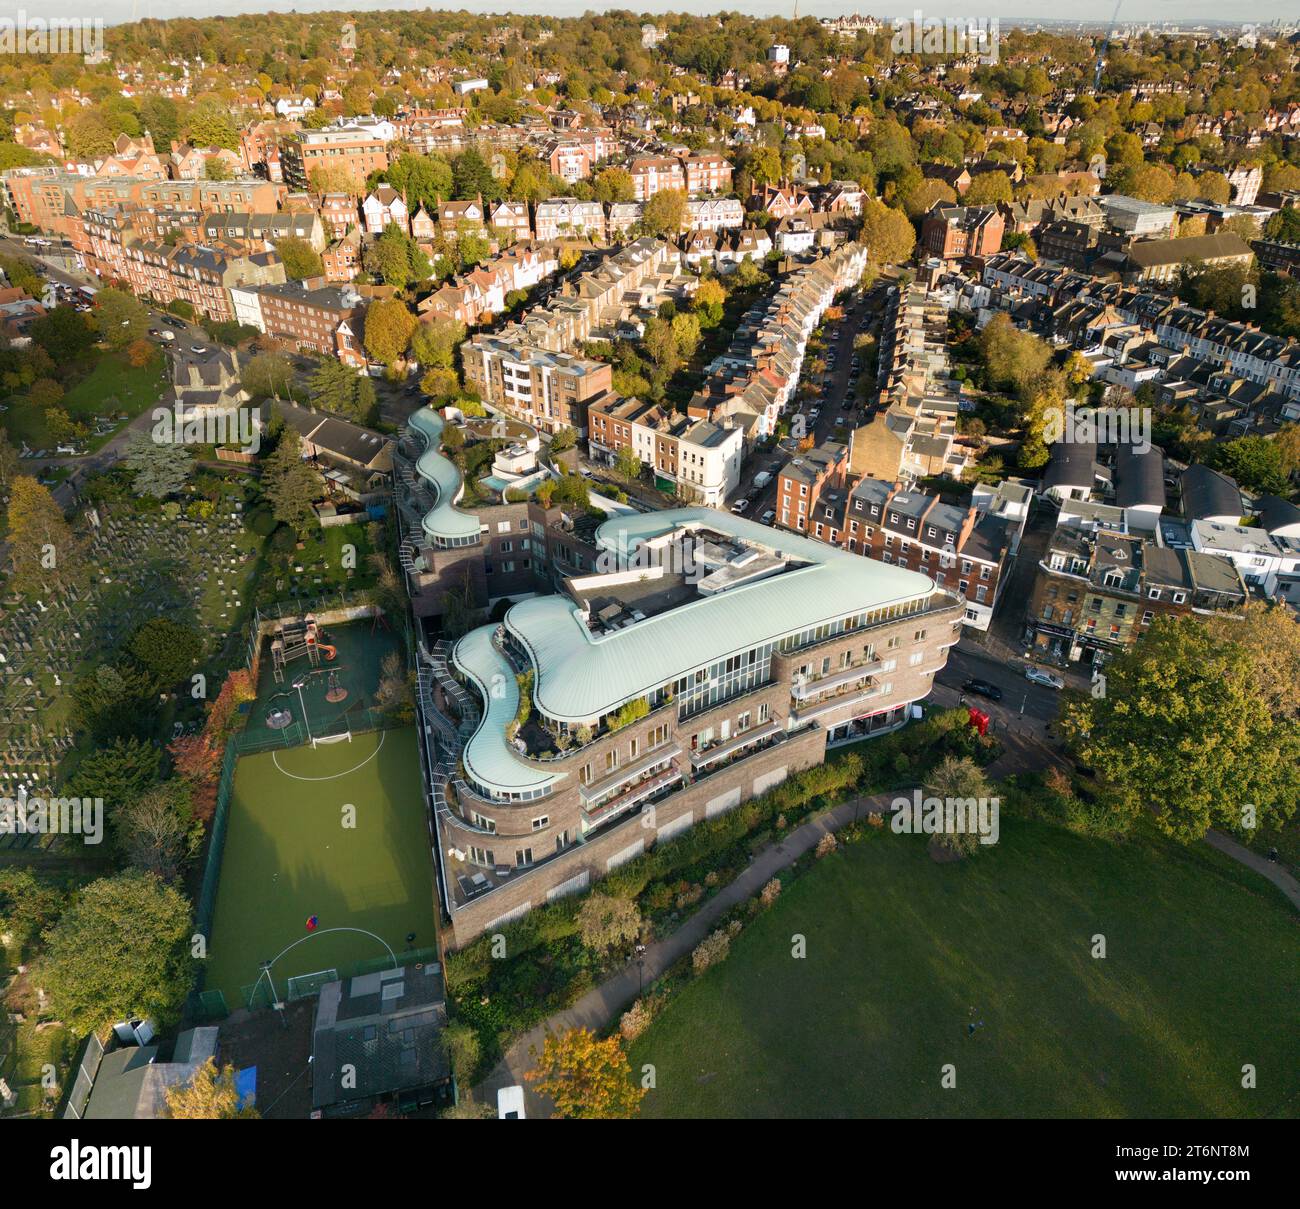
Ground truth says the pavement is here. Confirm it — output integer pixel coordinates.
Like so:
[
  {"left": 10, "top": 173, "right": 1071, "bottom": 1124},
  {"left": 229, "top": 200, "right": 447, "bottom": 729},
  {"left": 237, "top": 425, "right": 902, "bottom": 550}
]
[{"left": 1204, "top": 830, "right": 1300, "bottom": 912}]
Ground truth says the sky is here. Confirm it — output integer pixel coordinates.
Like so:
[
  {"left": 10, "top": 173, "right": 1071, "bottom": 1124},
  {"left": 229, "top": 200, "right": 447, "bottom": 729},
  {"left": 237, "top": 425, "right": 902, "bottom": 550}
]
[{"left": 23, "top": 0, "right": 1299, "bottom": 35}]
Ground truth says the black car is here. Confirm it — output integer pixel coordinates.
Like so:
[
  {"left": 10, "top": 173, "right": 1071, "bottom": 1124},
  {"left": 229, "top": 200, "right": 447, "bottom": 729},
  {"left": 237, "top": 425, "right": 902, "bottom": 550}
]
[{"left": 961, "top": 678, "right": 1003, "bottom": 702}]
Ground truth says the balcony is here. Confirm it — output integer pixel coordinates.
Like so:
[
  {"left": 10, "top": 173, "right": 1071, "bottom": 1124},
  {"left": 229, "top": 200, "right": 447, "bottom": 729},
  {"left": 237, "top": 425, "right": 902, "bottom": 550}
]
[
  {"left": 689, "top": 719, "right": 784, "bottom": 770},
  {"left": 791, "top": 684, "right": 883, "bottom": 726},
  {"left": 790, "top": 660, "right": 882, "bottom": 701},
  {"left": 579, "top": 743, "right": 683, "bottom": 805},
  {"left": 582, "top": 763, "right": 683, "bottom": 827}
]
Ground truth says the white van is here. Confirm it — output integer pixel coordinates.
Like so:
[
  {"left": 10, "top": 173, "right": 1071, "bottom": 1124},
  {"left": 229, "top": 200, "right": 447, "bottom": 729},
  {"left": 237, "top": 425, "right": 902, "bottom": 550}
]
[{"left": 497, "top": 1085, "right": 526, "bottom": 1119}]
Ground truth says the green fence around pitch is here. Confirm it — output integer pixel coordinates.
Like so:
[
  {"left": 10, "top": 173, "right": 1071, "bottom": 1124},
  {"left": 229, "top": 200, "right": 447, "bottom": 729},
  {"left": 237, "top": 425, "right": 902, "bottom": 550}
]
[{"left": 237, "top": 946, "right": 438, "bottom": 1013}]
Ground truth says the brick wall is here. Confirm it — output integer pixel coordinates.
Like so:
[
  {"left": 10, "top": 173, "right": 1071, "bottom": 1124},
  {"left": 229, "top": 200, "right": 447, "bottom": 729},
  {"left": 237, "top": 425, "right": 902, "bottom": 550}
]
[{"left": 445, "top": 722, "right": 827, "bottom": 948}]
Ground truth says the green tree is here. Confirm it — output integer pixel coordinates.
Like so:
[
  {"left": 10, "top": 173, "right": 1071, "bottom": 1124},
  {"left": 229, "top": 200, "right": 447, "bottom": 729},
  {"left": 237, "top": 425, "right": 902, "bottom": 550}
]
[
  {"left": 127, "top": 617, "right": 202, "bottom": 691},
  {"left": 593, "top": 166, "right": 635, "bottom": 204},
  {"left": 274, "top": 236, "right": 324, "bottom": 281},
  {"left": 122, "top": 432, "right": 193, "bottom": 498},
  {"left": 923, "top": 756, "right": 993, "bottom": 859},
  {"left": 385, "top": 153, "right": 454, "bottom": 210},
  {"left": 1206, "top": 436, "right": 1288, "bottom": 496},
  {"left": 241, "top": 351, "right": 294, "bottom": 400},
  {"left": 94, "top": 288, "right": 150, "bottom": 348},
  {"left": 1062, "top": 606, "right": 1300, "bottom": 843},
  {"left": 640, "top": 188, "right": 687, "bottom": 238},
  {"left": 261, "top": 427, "right": 320, "bottom": 535},
  {"left": 614, "top": 446, "right": 643, "bottom": 482},
  {"left": 964, "top": 171, "right": 1013, "bottom": 206},
  {"left": 452, "top": 147, "right": 500, "bottom": 201},
  {"left": 30, "top": 305, "right": 96, "bottom": 361},
  {"left": 68, "top": 737, "right": 163, "bottom": 822},
  {"left": 0, "top": 868, "right": 66, "bottom": 956},
  {"left": 41, "top": 871, "right": 194, "bottom": 1034},
  {"left": 309, "top": 357, "right": 377, "bottom": 422},
  {"left": 860, "top": 197, "right": 915, "bottom": 267},
  {"left": 411, "top": 316, "right": 466, "bottom": 370}
]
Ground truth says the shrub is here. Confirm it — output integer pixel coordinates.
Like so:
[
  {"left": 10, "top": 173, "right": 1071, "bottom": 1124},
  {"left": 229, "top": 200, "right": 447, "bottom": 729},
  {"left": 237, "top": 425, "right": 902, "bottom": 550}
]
[
  {"left": 692, "top": 928, "right": 731, "bottom": 975},
  {"left": 760, "top": 877, "right": 782, "bottom": 907},
  {"left": 608, "top": 696, "right": 650, "bottom": 732},
  {"left": 620, "top": 998, "right": 652, "bottom": 1042},
  {"left": 815, "top": 832, "right": 838, "bottom": 859}
]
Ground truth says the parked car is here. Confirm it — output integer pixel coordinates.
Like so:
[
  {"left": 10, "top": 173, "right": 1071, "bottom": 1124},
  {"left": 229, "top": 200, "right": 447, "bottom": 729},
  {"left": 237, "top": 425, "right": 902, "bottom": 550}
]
[
  {"left": 162, "top": 316, "right": 186, "bottom": 329},
  {"left": 962, "top": 678, "right": 1003, "bottom": 702},
  {"left": 1024, "top": 666, "right": 1065, "bottom": 690},
  {"left": 760, "top": 509, "right": 775, "bottom": 524},
  {"left": 497, "top": 1085, "right": 526, "bottom": 1120},
  {"left": 730, "top": 498, "right": 750, "bottom": 513},
  {"left": 190, "top": 344, "right": 206, "bottom": 354}
]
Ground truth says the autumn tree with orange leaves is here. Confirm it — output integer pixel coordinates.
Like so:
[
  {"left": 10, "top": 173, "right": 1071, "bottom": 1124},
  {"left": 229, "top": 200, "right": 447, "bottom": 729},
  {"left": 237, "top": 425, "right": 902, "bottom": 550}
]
[{"left": 525, "top": 1027, "right": 646, "bottom": 1119}]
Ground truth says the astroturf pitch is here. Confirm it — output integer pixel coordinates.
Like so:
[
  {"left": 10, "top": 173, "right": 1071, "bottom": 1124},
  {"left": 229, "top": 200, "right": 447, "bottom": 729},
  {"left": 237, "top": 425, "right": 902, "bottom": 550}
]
[{"left": 204, "top": 726, "right": 436, "bottom": 1007}]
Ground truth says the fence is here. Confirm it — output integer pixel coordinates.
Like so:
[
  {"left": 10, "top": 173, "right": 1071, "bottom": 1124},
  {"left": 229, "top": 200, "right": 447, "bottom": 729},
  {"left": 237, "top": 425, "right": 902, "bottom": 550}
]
[
  {"left": 236, "top": 946, "right": 438, "bottom": 1014},
  {"left": 59, "top": 1032, "right": 105, "bottom": 1120},
  {"left": 184, "top": 726, "right": 303, "bottom": 1026},
  {"left": 184, "top": 706, "right": 422, "bottom": 1025}
]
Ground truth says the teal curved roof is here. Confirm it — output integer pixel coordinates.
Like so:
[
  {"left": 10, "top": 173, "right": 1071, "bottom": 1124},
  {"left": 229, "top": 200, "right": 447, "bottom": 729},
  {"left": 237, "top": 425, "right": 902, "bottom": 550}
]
[
  {"left": 409, "top": 406, "right": 482, "bottom": 544},
  {"left": 452, "top": 624, "right": 565, "bottom": 797},
  {"left": 505, "top": 507, "right": 939, "bottom": 725}
]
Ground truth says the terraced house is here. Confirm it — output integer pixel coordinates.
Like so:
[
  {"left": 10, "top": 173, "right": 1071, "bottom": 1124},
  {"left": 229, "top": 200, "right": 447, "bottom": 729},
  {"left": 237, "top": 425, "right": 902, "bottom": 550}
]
[{"left": 416, "top": 503, "right": 963, "bottom": 946}]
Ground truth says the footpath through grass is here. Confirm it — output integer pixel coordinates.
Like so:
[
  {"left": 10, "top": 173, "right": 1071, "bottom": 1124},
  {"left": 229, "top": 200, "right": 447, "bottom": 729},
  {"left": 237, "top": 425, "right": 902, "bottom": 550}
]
[
  {"left": 205, "top": 727, "right": 436, "bottom": 1008},
  {"left": 631, "top": 816, "right": 1299, "bottom": 1118}
]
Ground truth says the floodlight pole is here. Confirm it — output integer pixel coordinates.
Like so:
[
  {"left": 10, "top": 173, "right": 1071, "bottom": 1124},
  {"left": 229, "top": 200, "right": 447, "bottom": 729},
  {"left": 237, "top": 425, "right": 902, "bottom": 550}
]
[
  {"left": 293, "top": 677, "right": 314, "bottom": 745},
  {"left": 260, "top": 960, "right": 288, "bottom": 1029}
]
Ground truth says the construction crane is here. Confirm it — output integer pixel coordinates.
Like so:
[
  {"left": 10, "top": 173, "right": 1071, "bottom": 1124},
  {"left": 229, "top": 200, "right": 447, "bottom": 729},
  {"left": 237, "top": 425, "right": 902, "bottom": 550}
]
[{"left": 1093, "top": 0, "right": 1124, "bottom": 92}]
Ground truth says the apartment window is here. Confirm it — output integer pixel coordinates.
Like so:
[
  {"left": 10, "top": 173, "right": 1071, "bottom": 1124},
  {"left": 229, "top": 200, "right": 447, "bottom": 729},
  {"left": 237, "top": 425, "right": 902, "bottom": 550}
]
[
  {"left": 886, "top": 636, "right": 900, "bottom": 650},
  {"left": 1172, "top": 591, "right": 1186, "bottom": 604},
  {"left": 604, "top": 749, "right": 619, "bottom": 772},
  {"left": 758, "top": 702, "right": 769, "bottom": 723},
  {"left": 1142, "top": 610, "right": 1154, "bottom": 624},
  {"left": 908, "top": 651, "right": 924, "bottom": 666},
  {"left": 531, "top": 815, "right": 549, "bottom": 831},
  {"left": 913, "top": 629, "right": 927, "bottom": 642},
  {"left": 471, "top": 812, "right": 496, "bottom": 833},
  {"left": 515, "top": 848, "right": 534, "bottom": 867},
  {"left": 628, "top": 737, "right": 638, "bottom": 759}
]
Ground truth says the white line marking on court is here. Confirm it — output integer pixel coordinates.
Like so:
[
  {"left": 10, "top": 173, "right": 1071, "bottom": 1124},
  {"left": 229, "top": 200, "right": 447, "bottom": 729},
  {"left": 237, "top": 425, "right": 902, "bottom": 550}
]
[{"left": 272, "top": 730, "right": 386, "bottom": 781}]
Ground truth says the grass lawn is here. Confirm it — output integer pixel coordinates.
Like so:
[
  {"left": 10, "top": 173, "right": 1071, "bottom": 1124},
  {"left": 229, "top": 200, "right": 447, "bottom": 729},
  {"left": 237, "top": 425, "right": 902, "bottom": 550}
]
[
  {"left": 3, "top": 349, "right": 166, "bottom": 452},
  {"left": 204, "top": 727, "right": 436, "bottom": 1009},
  {"left": 630, "top": 817, "right": 1299, "bottom": 1119}
]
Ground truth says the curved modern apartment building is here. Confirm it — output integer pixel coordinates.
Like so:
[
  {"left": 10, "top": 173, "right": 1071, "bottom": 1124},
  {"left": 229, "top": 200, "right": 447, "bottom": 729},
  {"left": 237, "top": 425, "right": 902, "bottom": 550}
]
[{"left": 428, "top": 504, "right": 963, "bottom": 946}]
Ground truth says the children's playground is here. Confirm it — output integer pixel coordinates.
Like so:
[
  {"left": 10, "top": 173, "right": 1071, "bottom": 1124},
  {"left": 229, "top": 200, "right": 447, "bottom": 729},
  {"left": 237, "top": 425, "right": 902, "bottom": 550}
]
[{"left": 242, "top": 612, "right": 404, "bottom": 745}]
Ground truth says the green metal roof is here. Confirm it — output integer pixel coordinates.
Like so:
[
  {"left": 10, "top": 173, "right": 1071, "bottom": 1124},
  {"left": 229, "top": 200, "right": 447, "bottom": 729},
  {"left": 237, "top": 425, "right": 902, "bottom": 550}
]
[
  {"left": 451, "top": 623, "right": 565, "bottom": 796},
  {"left": 504, "top": 507, "right": 939, "bottom": 726},
  {"left": 409, "top": 406, "right": 482, "bottom": 543}
]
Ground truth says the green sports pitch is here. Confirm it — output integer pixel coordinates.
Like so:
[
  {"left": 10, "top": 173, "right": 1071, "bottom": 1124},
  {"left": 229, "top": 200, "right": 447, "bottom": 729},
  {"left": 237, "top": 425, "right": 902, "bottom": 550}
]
[{"left": 204, "top": 727, "right": 437, "bottom": 1009}]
